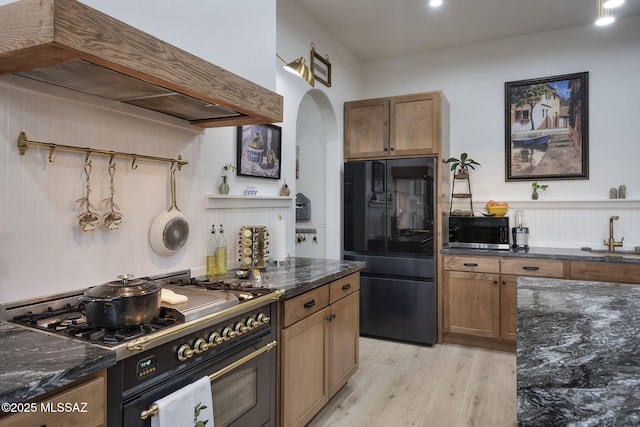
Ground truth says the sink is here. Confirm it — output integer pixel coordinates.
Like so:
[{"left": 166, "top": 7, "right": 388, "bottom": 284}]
[{"left": 582, "top": 248, "right": 640, "bottom": 257}]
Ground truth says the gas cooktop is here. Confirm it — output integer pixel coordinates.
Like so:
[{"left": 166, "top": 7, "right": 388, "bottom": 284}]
[{"left": 2, "top": 270, "right": 278, "bottom": 350}]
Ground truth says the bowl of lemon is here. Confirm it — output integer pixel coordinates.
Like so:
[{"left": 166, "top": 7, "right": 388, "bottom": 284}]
[{"left": 486, "top": 200, "right": 509, "bottom": 216}]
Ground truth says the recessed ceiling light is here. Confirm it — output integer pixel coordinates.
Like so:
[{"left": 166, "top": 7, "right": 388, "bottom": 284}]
[
  {"left": 596, "top": 0, "right": 615, "bottom": 25},
  {"left": 603, "top": 0, "right": 624, "bottom": 8},
  {"left": 429, "top": 0, "right": 443, "bottom": 7}
]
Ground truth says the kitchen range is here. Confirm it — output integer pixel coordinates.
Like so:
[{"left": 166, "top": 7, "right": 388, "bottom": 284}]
[{"left": 0, "top": 270, "right": 283, "bottom": 427}]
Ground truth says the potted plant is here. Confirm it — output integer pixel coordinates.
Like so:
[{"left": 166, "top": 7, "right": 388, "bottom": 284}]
[
  {"left": 531, "top": 181, "right": 548, "bottom": 200},
  {"left": 444, "top": 152, "right": 481, "bottom": 177},
  {"left": 219, "top": 163, "right": 236, "bottom": 195}
]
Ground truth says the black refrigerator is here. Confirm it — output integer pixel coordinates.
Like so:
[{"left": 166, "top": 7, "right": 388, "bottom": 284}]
[{"left": 344, "top": 158, "right": 437, "bottom": 345}]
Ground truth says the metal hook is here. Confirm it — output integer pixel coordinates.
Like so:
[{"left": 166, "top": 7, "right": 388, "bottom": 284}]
[
  {"left": 131, "top": 155, "right": 138, "bottom": 170},
  {"left": 109, "top": 153, "right": 115, "bottom": 167},
  {"left": 48, "top": 145, "right": 56, "bottom": 163}
]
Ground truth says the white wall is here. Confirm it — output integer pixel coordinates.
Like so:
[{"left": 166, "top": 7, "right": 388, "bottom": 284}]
[
  {"left": 276, "top": 0, "right": 364, "bottom": 259},
  {"left": 0, "top": 0, "right": 284, "bottom": 303},
  {"left": 362, "top": 16, "right": 640, "bottom": 249}
]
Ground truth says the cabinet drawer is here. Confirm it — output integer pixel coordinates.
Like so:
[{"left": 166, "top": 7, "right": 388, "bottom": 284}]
[
  {"left": 570, "top": 261, "right": 640, "bottom": 284},
  {"left": 501, "top": 258, "right": 564, "bottom": 278},
  {"left": 443, "top": 255, "right": 500, "bottom": 273},
  {"left": 329, "top": 273, "right": 360, "bottom": 304},
  {"left": 0, "top": 375, "right": 105, "bottom": 427},
  {"left": 283, "top": 286, "right": 330, "bottom": 328}
]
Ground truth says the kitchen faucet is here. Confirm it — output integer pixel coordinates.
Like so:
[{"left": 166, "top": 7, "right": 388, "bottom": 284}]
[{"left": 604, "top": 215, "right": 624, "bottom": 251}]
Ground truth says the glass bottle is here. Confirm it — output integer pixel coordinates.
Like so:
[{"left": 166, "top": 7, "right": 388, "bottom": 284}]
[
  {"left": 217, "top": 224, "right": 228, "bottom": 274},
  {"left": 206, "top": 225, "right": 218, "bottom": 276}
]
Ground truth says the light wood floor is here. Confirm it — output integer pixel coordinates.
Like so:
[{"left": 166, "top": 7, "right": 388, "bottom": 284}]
[{"left": 308, "top": 337, "right": 516, "bottom": 427}]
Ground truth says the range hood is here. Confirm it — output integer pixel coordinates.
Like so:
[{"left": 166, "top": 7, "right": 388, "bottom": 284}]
[{"left": 0, "top": 0, "right": 282, "bottom": 127}]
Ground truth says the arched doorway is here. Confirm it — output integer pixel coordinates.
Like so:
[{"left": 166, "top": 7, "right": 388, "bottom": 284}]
[{"left": 294, "top": 90, "right": 340, "bottom": 259}]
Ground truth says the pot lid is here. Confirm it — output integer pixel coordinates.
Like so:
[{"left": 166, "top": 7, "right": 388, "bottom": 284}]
[{"left": 85, "top": 274, "right": 160, "bottom": 298}]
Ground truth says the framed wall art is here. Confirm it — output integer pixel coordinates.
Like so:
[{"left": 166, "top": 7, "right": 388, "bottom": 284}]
[
  {"left": 505, "top": 72, "right": 589, "bottom": 181},
  {"left": 236, "top": 124, "right": 282, "bottom": 179},
  {"left": 311, "top": 44, "right": 331, "bottom": 87}
]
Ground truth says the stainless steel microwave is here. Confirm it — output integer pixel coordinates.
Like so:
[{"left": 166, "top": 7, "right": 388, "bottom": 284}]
[{"left": 448, "top": 216, "right": 510, "bottom": 250}]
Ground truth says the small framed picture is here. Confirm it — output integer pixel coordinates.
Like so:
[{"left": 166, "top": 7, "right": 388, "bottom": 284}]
[
  {"left": 311, "top": 46, "right": 331, "bottom": 87},
  {"left": 236, "top": 124, "right": 282, "bottom": 179}
]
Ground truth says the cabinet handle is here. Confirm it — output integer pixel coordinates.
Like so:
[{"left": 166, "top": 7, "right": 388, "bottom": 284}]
[
  {"left": 522, "top": 266, "right": 540, "bottom": 271},
  {"left": 342, "top": 283, "right": 352, "bottom": 290},
  {"left": 303, "top": 300, "right": 316, "bottom": 309},
  {"left": 463, "top": 263, "right": 478, "bottom": 267},
  {"left": 493, "top": 280, "right": 498, "bottom": 285},
  {"left": 389, "top": 147, "right": 395, "bottom": 151},
  {"left": 502, "top": 281, "right": 506, "bottom": 285},
  {"left": 327, "top": 313, "right": 336, "bottom": 321},
  {"left": 384, "top": 147, "right": 389, "bottom": 152}
]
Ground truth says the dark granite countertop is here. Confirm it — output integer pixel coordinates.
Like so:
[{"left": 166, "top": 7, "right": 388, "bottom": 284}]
[
  {"left": 517, "top": 277, "right": 640, "bottom": 426},
  {"left": 0, "top": 258, "right": 362, "bottom": 407},
  {"left": 0, "top": 323, "right": 115, "bottom": 405},
  {"left": 442, "top": 246, "right": 640, "bottom": 264},
  {"left": 211, "top": 257, "right": 365, "bottom": 299}
]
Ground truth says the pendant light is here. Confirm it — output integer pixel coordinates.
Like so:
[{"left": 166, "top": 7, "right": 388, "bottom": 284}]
[
  {"left": 276, "top": 54, "right": 315, "bottom": 87},
  {"left": 595, "top": 0, "right": 615, "bottom": 25}
]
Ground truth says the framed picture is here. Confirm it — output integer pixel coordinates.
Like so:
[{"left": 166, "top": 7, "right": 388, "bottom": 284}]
[
  {"left": 372, "top": 161, "right": 385, "bottom": 193},
  {"left": 311, "top": 46, "right": 332, "bottom": 87},
  {"left": 237, "top": 124, "right": 282, "bottom": 179},
  {"left": 505, "top": 72, "right": 588, "bottom": 181}
]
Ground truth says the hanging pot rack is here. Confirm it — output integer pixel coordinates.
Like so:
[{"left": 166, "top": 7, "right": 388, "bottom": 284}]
[{"left": 17, "top": 131, "right": 188, "bottom": 170}]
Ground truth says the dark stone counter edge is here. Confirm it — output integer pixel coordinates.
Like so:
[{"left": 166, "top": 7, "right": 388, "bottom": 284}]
[
  {"left": 279, "top": 262, "right": 365, "bottom": 299},
  {"left": 441, "top": 246, "right": 640, "bottom": 264},
  {"left": 0, "top": 332, "right": 116, "bottom": 404}
]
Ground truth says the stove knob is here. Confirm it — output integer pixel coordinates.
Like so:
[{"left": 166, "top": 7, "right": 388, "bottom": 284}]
[
  {"left": 177, "top": 344, "right": 194, "bottom": 361},
  {"left": 222, "top": 326, "right": 237, "bottom": 340},
  {"left": 193, "top": 338, "right": 209, "bottom": 354},
  {"left": 208, "top": 332, "right": 223, "bottom": 346},
  {"left": 257, "top": 313, "right": 270, "bottom": 324},
  {"left": 246, "top": 317, "right": 258, "bottom": 330},
  {"left": 235, "top": 321, "right": 248, "bottom": 335}
]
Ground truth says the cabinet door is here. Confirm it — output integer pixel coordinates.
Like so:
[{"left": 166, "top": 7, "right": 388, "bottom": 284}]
[
  {"left": 0, "top": 375, "right": 105, "bottom": 427},
  {"left": 444, "top": 270, "right": 500, "bottom": 338},
  {"left": 328, "top": 291, "right": 360, "bottom": 397},
  {"left": 390, "top": 92, "right": 441, "bottom": 156},
  {"left": 344, "top": 98, "right": 389, "bottom": 159},
  {"left": 281, "top": 307, "right": 329, "bottom": 427},
  {"left": 499, "top": 274, "right": 518, "bottom": 341}
]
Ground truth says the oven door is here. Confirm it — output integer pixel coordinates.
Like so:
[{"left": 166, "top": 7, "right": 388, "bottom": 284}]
[{"left": 123, "top": 336, "right": 277, "bottom": 427}]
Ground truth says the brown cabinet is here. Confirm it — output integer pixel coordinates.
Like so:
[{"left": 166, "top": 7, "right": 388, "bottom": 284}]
[
  {"left": 0, "top": 371, "right": 106, "bottom": 427},
  {"left": 344, "top": 91, "right": 447, "bottom": 160},
  {"left": 442, "top": 255, "right": 565, "bottom": 351},
  {"left": 280, "top": 273, "right": 360, "bottom": 427},
  {"left": 569, "top": 260, "right": 640, "bottom": 284}
]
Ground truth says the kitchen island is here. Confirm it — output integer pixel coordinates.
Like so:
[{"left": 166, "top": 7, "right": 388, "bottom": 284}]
[{"left": 517, "top": 276, "right": 640, "bottom": 425}]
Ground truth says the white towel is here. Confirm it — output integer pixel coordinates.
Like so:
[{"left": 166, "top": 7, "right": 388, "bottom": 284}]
[{"left": 151, "top": 376, "right": 214, "bottom": 427}]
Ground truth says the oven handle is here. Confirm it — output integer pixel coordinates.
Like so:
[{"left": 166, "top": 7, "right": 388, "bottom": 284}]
[{"left": 140, "top": 340, "right": 277, "bottom": 420}]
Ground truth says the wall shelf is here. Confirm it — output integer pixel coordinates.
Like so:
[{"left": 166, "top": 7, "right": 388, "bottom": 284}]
[
  {"left": 205, "top": 195, "right": 293, "bottom": 209},
  {"left": 475, "top": 199, "right": 640, "bottom": 210}
]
